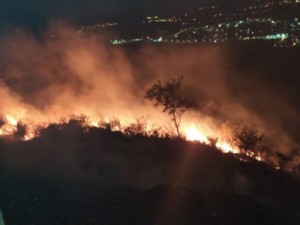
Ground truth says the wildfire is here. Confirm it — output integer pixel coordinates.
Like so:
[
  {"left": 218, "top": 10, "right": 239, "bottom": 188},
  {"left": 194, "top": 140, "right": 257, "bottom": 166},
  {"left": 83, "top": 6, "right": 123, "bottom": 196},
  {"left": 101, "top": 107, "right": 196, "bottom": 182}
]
[
  {"left": 183, "top": 123, "right": 238, "bottom": 153},
  {"left": 0, "top": 113, "right": 241, "bottom": 157},
  {"left": 0, "top": 25, "right": 268, "bottom": 163}
]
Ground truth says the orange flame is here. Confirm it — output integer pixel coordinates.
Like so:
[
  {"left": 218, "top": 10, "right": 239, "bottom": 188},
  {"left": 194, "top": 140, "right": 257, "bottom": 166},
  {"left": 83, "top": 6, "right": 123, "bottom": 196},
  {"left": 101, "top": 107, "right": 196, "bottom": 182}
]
[
  {"left": 184, "top": 125, "right": 209, "bottom": 144},
  {"left": 0, "top": 112, "right": 242, "bottom": 155}
]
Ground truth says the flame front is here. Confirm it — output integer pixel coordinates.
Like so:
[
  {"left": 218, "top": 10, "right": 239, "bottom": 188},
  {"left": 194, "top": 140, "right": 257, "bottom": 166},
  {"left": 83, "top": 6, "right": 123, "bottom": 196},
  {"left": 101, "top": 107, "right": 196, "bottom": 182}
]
[
  {"left": 0, "top": 110, "right": 240, "bottom": 156},
  {"left": 183, "top": 122, "right": 238, "bottom": 153}
]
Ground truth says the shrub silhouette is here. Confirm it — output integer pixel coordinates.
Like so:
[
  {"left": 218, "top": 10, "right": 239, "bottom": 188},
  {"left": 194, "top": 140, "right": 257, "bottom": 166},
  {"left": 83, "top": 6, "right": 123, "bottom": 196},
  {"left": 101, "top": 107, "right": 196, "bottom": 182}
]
[
  {"left": 99, "top": 118, "right": 121, "bottom": 132},
  {"left": 231, "top": 121, "right": 272, "bottom": 160},
  {"left": 14, "top": 122, "right": 27, "bottom": 140},
  {"left": 276, "top": 148, "right": 300, "bottom": 173},
  {"left": 145, "top": 77, "right": 193, "bottom": 137},
  {"left": 124, "top": 120, "right": 148, "bottom": 137}
]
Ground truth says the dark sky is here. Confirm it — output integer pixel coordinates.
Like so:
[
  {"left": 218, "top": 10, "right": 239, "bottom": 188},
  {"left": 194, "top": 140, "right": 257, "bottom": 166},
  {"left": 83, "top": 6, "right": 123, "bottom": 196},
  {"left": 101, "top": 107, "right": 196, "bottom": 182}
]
[{"left": 0, "top": 0, "right": 202, "bottom": 30}]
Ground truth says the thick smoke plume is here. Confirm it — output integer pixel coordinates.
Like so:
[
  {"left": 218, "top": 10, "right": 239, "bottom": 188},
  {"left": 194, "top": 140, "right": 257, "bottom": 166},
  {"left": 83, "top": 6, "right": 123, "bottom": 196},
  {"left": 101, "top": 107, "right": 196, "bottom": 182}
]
[{"left": 0, "top": 22, "right": 299, "bottom": 151}]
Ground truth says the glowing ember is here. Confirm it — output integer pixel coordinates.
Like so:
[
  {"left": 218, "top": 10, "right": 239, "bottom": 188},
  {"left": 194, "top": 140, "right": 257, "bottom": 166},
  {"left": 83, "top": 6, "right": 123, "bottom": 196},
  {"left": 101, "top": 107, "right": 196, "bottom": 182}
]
[
  {"left": 90, "top": 122, "right": 99, "bottom": 127},
  {"left": 255, "top": 155, "right": 263, "bottom": 161},
  {"left": 24, "top": 135, "right": 30, "bottom": 141}
]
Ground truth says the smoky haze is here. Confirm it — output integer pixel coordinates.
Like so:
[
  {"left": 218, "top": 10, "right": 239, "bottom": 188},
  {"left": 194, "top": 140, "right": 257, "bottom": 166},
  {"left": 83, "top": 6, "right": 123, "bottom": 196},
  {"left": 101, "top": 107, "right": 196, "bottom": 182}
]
[{"left": 0, "top": 22, "right": 299, "bottom": 152}]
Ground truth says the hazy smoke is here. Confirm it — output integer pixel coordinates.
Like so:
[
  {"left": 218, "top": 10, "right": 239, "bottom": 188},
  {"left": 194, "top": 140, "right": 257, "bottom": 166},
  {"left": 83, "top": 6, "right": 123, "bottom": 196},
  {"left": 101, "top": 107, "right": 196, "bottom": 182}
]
[{"left": 0, "top": 21, "right": 299, "bottom": 151}]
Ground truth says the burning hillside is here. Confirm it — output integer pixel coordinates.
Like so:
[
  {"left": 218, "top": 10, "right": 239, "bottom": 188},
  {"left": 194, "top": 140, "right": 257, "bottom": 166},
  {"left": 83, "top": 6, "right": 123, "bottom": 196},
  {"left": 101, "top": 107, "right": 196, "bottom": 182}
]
[{"left": 0, "top": 22, "right": 300, "bottom": 171}]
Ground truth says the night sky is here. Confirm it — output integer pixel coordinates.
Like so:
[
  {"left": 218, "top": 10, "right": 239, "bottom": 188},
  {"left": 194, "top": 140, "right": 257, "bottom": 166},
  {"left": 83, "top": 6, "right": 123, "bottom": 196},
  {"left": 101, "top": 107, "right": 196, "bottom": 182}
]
[{"left": 0, "top": 0, "right": 203, "bottom": 30}]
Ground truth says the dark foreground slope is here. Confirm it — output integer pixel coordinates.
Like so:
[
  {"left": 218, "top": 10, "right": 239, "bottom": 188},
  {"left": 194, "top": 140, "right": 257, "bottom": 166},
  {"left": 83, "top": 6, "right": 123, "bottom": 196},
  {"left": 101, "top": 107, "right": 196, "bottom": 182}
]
[{"left": 0, "top": 123, "right": 299, "bottom": 225}]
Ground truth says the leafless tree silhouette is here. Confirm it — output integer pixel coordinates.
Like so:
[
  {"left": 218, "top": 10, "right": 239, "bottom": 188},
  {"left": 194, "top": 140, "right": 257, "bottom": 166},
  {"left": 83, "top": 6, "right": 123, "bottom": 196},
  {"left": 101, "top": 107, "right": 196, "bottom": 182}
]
[{"left": 145, "top": 77, "right": 193, "bottom": 137}]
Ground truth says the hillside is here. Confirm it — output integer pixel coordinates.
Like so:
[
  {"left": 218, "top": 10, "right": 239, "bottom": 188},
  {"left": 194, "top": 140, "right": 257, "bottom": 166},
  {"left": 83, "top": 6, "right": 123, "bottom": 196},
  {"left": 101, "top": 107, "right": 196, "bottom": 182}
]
[{"left": 0, "top": 122, "right": 299, "bottom": 225}]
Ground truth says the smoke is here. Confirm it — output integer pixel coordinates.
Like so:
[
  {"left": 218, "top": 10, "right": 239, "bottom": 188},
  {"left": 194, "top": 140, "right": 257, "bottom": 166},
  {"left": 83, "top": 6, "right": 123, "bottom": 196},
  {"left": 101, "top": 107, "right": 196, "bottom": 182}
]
[
  {"left": 0, "top": 21, "right": 299, "bottom": 151},
  {"left": 0, "top": 23, "right": 150, "bottom": 123}
]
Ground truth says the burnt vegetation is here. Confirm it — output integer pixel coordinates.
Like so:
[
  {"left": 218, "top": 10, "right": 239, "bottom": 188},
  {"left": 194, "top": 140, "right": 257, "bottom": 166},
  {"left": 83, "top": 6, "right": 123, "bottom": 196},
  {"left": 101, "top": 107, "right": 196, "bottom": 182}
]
[{"left": 0, "top": 117, "right": 300, "bottom": 225}]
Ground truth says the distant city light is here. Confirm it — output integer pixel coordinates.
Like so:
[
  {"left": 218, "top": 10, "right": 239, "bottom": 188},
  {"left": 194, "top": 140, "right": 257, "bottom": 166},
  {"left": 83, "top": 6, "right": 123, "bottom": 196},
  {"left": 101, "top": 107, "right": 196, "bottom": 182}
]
[{"left": 79, "top": 1, "right": 300, "bottom": 48}]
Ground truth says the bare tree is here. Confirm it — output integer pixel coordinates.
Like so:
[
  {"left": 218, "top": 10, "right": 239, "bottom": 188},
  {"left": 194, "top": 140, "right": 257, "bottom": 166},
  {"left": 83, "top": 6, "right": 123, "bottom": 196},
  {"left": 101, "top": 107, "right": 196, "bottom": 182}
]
[{"left": 145, "top": 77, "right": 193, "bottom": 137}]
